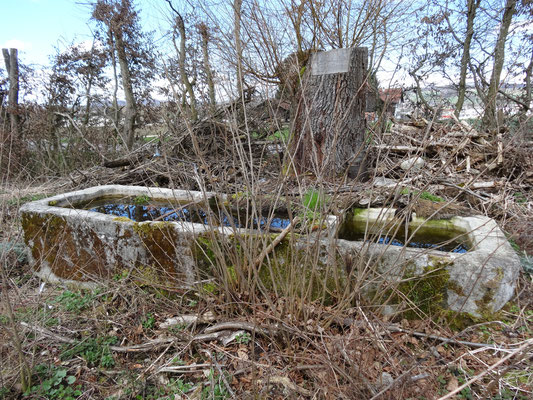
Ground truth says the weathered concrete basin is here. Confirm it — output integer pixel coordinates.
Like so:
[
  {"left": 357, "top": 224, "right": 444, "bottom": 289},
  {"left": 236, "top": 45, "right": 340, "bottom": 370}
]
[
  {"left": 20, "top": 185, "right": 520, "bottom": 317},
  {"left": 19, "top": 185, "right": 223, "bottom": 288},
  {"left": 332, "top": 208, "right": 521, "bottom": 317}
]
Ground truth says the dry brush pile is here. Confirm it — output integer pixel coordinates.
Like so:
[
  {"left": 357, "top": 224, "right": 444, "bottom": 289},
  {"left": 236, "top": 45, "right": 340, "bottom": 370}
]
[{"left": 1, "top": 110, "right": 532, "bottom": 399}]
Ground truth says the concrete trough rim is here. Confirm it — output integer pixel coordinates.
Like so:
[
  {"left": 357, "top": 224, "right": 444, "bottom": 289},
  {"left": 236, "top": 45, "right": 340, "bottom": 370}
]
[
  {"left": 19, "top": 185, "right": 520, "bottom": 316},
  {"left": 342, "top": 206, "right": 509, "bottom": 257}
]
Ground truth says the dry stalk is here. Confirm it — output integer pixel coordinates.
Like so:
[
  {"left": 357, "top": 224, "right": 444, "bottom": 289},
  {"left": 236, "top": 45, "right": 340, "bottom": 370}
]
[{"left": 436, "top": 339, "right": 533, "bottom": 400}]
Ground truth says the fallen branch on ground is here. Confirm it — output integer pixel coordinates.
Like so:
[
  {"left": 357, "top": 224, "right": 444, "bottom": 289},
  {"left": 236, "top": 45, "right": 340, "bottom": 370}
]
[
  {"left": 436, "top": 339, "right": 533, "bottom": 400},
  {"left": 158, "top": 363, "right": 212, "bottom": 374},
  {"left": 203, "top": 321, "right": 273, "bottom": 336}
]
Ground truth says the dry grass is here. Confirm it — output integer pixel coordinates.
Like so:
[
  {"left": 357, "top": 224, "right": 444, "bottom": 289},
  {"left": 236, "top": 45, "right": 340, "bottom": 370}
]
[
  {"left": 0, "top": 99, "right": 532, "bottom": 399},
  {"left": 1, "top": 121, "right": 532, "bottom": 399}
]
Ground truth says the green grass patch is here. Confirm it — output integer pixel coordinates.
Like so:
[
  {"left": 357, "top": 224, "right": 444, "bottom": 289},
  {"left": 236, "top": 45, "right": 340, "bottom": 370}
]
[
  {"left": 141, "top": 312, "right": 156, "bottom": 330},
  {"left": 142, "top": 135, "right": 160, "bottom": 143},
  {"left": 60, "top": 336, "right": 117, "bottom": 368},
  {"left": 513, "top": 192, "right": 527, "bottom": 204},
  {"left": 235, "top": 332, "right": 251, "bottom": 344},
  {"left": 26, "top": 364, "right": 82, "bottom": 399},
  {"left": 401, "top": 188, "right": 444, "bottom": 202},
  {"left": 201, "top": 369, "right": 230, "bottom": 399},
  {"left": 420, "top": 191, "right": 445, "bottom": 202},
  {"left": 132, "top": 378, "right": 194, "bottom": 400},
  {"left": 267, "top": 127, "right": 290, "bottom": 142},
  {"left": 301, "top": 187, "right": 330, "bottom": 223},
  {"left": 53, "top": 290, "right": 99, "bottom": 313}
]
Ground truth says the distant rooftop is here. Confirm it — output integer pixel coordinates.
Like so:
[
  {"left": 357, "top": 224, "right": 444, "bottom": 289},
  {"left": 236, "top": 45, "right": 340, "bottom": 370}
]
[{"left": 379, "top": 88, "right": 403, "bottom": 104}]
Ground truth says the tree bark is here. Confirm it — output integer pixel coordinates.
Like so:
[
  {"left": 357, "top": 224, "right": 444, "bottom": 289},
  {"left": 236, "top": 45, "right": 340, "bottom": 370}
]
[
  {"left": 454, "top": 0, "right": 481, "bottom": 117},
  {"left": 233, "top": 0, "right": 244, "bottom": 99},
  {"left": 108, "top": 29, "right": 120, "bottom": 137},
  {"left": 482, "top": 0, "right": 516, "bottom": 130},
  {"left": 174, "top": 14, "right": 197, "bottom": 121},
  {"left": 2, "top": 48, "right": 20, "bottom": 137},
  {"left": 290, "top": 47, "right": 368, "bottom": 179},
  {"left": 521, "top": 49, "right": 533, "bottom": 116},
  {"left": 199, "top": 23, "right": 216, "bottom": 115},
  {"left": 114, "top": 29, "right": 137, "bottom": 150}
]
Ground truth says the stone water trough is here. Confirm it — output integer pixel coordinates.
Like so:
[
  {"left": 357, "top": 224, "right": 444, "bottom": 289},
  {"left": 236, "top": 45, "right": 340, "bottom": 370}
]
[{"left": 20, "top": 185, "right": 521, "bottom": 317}]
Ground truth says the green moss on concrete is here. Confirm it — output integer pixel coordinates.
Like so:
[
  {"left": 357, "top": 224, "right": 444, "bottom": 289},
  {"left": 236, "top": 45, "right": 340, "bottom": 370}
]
[
  {"left": 21, "top": 212, "right": 110, "bottom": 281},
  {"left": 339, "top": 211, "right": 472, "bottom": 251},
  {"left": 113, "top": 217, "right": 132, "bottom": 222},
  {"left": 469, "top": 267, "right": 506, "bottom": 319},
  {"left": 351, "top": 208, "right": 366, "bottom": 217},
  {"left": 194, "top": 234, "right": 219, "bottom": 269},
  {"left": 132, "top": 222, "right": 184, "bottom": 282},
  {"left": 133, "top": 221, "right": 173, "bottom": 237},
  {"left": 395, "top": 258, "right": 452, "bottom": 319},
  {"left": 193, "top": 230, "right": 346, "bottom": 305},
  {"left": 255, "top": 238, "right": 346, "bottom": 305},
  {"left": 447, "top": 279, "right": 466, "bottom": 297}
]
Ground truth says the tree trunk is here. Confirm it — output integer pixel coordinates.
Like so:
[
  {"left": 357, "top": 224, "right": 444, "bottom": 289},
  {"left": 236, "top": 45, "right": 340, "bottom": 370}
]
[
  {"left": 84, "top": 78, "right": 93, "bottom": 126},
  {"left": 520, "top": 49, "right": 532, "bottom": 117},
  {"left": 199, "top": 23, "right": 216, "bottom": 115},
  {"left": 454, "top": 0, "right": 481, "bottom": 117},
  {"left": 2, "top": 48, "right": 20, "bottom": 137},
  {"left": 290, "top": 47, "right": 368, "bottom": 179},
  {"left": 482, "top": 0, "right": 516, "bottom": 130},
  {"left": 233, "top": 0, "right": 244, "bottom": 99},
  {"left": 109, "top": 29, "right": 120, "bottom": 137},
  {"left": 114, "top": 29, "right": 137, "bottom": 150},
  {"left": 174, "top": 14, "right": 197, "bottom": 121}
]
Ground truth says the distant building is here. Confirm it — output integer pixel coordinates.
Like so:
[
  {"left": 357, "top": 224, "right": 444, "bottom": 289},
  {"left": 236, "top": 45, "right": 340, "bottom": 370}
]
[
  {"left": 366, "top": 87, "right": 404, "bottom": 120},
  {"left": 380, "top": 88, "right": 403, "bottom": 117}
]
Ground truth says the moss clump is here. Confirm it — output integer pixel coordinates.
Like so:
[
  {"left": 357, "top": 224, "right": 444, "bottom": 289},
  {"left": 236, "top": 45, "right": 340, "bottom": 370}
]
[
  {"left": 132, "top": 222, "right": 184, "bottom": 283},
  {"left": 133, "top": 221, "right": 172, "bottom": 237},
  {"left": 133, "top": 194, "right": 150, "bottom": 205},
  {"left": 202, "top": 282, "right": 218, "bottom": 294},
  {"left": 470, "top": 267, "right": 506, "bottom": 319},
  {"left": 447, "top": 279, "right": 466, "bottom": 297},
  {"left": 21, "top": 213, "right": 109, "bottom": 281},
  {"left": 113, "top": 217, "right": 132, "bottom": 222},
  {"left": 194, "top": 235, "right": 218, "bottom": 269},
  {"left": 48, "top": 200, "right": 58, "bottom": 206},
  {"left": 475, "top": 288, "right": 497, "bottom": 317},
  {"left": 419, "top": 191, "right": 444, "bottom": 202},
  {"left": 437, "top": 309, "right": 480, "bottom": 331},
  {"left": 397, "top": 259, "right": 451, "bottom": 319}
]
